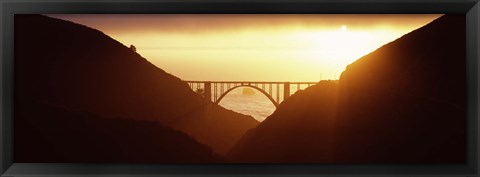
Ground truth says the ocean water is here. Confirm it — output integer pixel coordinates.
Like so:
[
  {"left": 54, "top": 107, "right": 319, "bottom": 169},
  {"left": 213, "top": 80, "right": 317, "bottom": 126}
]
[
  {"left": 212, "top": 85, "right": 313, "bottom": 122},
  {"left": 218, "top": 89, "right": 277, "bottom": 122}
]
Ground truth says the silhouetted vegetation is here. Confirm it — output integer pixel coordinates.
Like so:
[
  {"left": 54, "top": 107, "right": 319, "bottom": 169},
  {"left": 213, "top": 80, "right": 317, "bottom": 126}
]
[
  {"left": 14, "top": 14, "right": 258, "bottom": 162},
  {"left": 196, "top": 88, "right": 204, "bottom": 95},
  {"left": 14, "top": 14, "right": 466, "bottom": 164},
  {"left": 130, "top": 44, "right": 136, "bottom": 52}
]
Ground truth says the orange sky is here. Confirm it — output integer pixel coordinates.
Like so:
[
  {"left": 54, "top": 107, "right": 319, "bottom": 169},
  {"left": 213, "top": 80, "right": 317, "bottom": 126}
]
[{"left": 49, "top": 14, "right": 442, "bottom": 82}]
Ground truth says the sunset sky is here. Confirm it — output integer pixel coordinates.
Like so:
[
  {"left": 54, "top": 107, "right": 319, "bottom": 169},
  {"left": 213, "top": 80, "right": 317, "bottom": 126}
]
[{"left": 49, "top": 14, "right": 441, "bottom": 82}]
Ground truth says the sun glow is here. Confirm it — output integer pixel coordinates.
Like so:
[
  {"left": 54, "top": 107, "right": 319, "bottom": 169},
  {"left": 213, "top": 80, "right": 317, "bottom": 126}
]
[
  {"left": 49, "top": 14, "right": 442, "bottom": 81},
  {"left": 284, "top": 26, "right": 408, "bottom": 80}
]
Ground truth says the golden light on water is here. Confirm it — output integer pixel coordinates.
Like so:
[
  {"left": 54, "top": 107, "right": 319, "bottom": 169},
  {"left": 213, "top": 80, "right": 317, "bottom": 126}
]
[{"left": 49, "top": 14, "right": 442, "bottom": 81}]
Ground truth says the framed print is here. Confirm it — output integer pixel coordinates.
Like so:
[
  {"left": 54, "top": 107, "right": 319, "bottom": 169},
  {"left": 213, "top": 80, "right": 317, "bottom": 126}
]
[{"left": 1, "top": 0, "right": 479, "bottom": 176}]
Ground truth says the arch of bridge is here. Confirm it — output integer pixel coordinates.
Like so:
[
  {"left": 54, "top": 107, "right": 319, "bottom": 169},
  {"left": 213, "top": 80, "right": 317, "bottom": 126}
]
[{"left": 214, "top": 84, "right": 279, "bottom": 107}]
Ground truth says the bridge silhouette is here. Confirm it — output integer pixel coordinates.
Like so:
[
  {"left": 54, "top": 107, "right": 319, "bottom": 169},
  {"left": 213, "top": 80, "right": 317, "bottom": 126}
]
[{"left": 185, "top": 81, "right": 318, "bottom": 107}]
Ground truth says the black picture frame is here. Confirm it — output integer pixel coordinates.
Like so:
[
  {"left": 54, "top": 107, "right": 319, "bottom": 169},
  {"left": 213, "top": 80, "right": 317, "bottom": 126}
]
[{"left": 1, "top": 0, "right": 479, "bottom": 176}]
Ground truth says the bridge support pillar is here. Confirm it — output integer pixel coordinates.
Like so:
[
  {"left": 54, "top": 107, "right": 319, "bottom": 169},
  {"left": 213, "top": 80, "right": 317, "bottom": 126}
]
[
  {"left": 204, "top": 81, "right": 212, "bottom": 102},
  {"left": 284, "top": 82, "right": 290, "bottom": 101}
]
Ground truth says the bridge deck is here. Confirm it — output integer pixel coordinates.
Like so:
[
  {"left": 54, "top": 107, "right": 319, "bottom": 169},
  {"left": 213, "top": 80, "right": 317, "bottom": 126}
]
[{"left": 184, "top": 80, "right": 321, "bottom": 106}]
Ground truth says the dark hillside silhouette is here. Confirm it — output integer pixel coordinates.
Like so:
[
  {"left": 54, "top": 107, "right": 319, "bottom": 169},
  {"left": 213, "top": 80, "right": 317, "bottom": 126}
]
[
  {"left": 335, "top": 14, "right": 466, "bottom": 163},
  {"left": 228, "top": 81, "right": 339, "bottom": 162},
  {"left": 14, "top": 14, "right": 258, "bottom": 161},
  {"left": 229, "top": 14, "right": 466, "bottom": 163},
  {"left": 16, "top": 102, "right": 221, "bottom": 162}
]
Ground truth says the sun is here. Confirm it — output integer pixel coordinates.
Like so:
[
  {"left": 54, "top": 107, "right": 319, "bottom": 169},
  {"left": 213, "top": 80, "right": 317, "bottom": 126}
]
[{"left": 291, "top": 25, "right": 383, "bottom": 77}]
